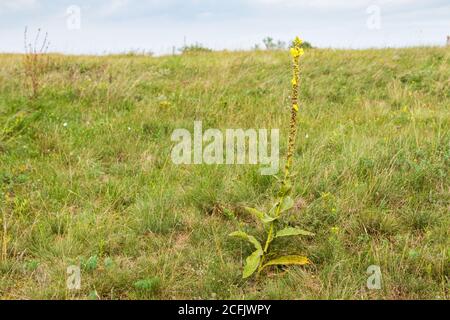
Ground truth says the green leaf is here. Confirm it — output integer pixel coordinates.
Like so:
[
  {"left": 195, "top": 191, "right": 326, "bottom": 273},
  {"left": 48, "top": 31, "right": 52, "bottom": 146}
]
[
  {"left": 244, "top": 207, "right": 265, "bottom": 220},
  {"left": 243, "top": 249, "right": 263, "bottom": 279},
  {"left": 229, "top": 231, "right": 262, "bottom": 251},
  {"left": 280, "top": 182, "right": 292, "bottom": 196},
  {"left": 262, "top": 216, "right": 278, "bottom": 223},
  {"left": 244, "top": 207, "right": 278, "bottom": 224},
  {"left": 222, "top": 207, "right": 236, "bottom": 220},
  {"left": 269, "top": 197, "right": 294, "bottom": 217},
  {"left": 268, "top": 202, "right": 280, "bottom": 216},
  {"left": 229, "top": 231, "right": 248, "bottom": 239},
  {"left": 262, "top": 255, "right": 310, "bottom": 269},
  {"left": 275, "top": 227, "right": 315, "bottom": 238},
  {"left": 279, "top": 196, "right": 294, "bottom": 213}
]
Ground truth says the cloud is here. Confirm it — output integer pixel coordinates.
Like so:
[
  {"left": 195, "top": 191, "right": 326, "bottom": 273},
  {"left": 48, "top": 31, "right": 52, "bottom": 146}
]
[
  {"left": 0, "top": 0, "right": 38, "bottom": 12},
  {"left": 246, "top": 0, "right": 425, "bottom": 10},
  {"left": 0, "top": 0, "right": 448, "bottom": 54},
  {"left": 99, "top": 0, "right": 131, "bottom": 16}
]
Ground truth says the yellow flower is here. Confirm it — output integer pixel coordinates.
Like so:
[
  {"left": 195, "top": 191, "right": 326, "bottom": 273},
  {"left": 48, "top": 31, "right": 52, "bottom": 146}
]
[
  {"left": 291, "top": 78, "right": 297, "bottom": 86},
  {"left": 291, "top": 48, "right": 302, "bottom": 58},
  {"left": 159, "top": 100, "right": 171, "bottom": 108},
  {"left": 293, "top": 104, "right": 299, "bottom": 112},
  {"left": 330, "top": 226, "right": 340, "bottom": 234},
  {"left": 290, "top": 36, "right": 304, "bottom": 57},
  {"left": 289, "top": 48, "right": 297, "bottom": 57},
  {"left": 290, "top": 47, "right": 304, "bottom": 58}
]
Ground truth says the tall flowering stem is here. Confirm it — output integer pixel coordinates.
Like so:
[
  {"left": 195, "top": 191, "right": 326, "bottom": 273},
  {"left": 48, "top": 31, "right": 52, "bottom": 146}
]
[
  {"left": 261, "top": 37, "right": 305, "bottom": 255},
  {"left": 230, "top": 37, "right": 311, "bottom": 279},
  {"left": 285, "top": 36, "right": 303, "bottom": 183}
]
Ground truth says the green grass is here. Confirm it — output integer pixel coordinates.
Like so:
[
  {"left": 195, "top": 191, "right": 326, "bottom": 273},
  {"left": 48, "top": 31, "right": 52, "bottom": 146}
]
[{"left": 0, "top": 47, "right": 449, "bottom": 299}]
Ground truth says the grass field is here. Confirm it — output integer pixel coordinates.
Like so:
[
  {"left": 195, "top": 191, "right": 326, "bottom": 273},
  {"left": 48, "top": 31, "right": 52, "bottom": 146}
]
[{"left": 0, "top": 47, "right": 449, "bottom": 299}]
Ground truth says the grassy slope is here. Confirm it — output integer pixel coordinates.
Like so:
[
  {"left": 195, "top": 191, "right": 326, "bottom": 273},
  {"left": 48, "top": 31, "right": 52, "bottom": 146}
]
[{"left": 0, "top": 48, "right": 449, "bottom": 299}]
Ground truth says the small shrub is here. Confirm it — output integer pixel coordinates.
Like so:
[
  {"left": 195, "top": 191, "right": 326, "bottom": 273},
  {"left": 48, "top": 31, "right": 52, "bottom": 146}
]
[
  {"left": 262, "top": 37, "right": 286, "bottom": 50},
  {"left": 179, "top": 43, "right": 212, "bottom": 54}
]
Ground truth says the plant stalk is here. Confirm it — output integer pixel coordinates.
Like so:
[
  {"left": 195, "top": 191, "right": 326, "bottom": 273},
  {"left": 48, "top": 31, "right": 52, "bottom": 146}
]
[{"left": 260, "top": 38, "right": 303, "bottom": 268}]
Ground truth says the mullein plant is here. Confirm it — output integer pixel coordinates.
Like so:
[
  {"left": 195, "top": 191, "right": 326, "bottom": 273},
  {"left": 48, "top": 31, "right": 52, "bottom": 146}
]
[{"left": 230, "top": 37, "right": 314, "bottom": 279}]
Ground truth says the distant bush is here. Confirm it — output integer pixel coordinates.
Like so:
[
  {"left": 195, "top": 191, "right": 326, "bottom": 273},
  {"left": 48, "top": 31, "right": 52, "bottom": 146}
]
[
  {"left": 179, "top": 43, "right": 212, "bottom": 54},
  {"left": 257, "top": 37, "right": 313, "bottom": 51},
  {"left": 262, "top": 37, "right": 286, "bottom": 50},
  {"left": 300, "top": 41, "right": 313, "bottom": 49},
  {"left": 122, "top": 49, "right": 153, "bottom": 57}
]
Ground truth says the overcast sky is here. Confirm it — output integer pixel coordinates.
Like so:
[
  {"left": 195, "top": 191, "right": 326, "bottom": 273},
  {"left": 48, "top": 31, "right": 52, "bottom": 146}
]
[{"left": 1, "top": 0, "right": 449, "bottom": 55}]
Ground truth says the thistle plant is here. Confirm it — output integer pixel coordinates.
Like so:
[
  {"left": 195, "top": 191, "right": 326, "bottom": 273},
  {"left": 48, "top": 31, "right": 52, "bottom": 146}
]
[{"left": 230, "top": 36, "right": 314, "bottom": 279}]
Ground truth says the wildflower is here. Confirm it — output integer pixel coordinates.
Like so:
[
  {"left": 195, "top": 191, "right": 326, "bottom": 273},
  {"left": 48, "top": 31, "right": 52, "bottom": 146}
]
[
  {"left": 321, "top": 192, "right": 329, "bottom": 198},
  {"left": 330, "top": 226, "right": 340, "bottom": 234},
  {"left": 265, "top": 35, "right": 305, "bottom": 248},
  {"left": 284, "top": 36, "right": 304, "bottom": 181},
  {"left": 229, "top": 36, "right": 312, "bottom": 279},
  {"left": 289, "top": 47, "right": 304, "bottom": 58},
  {"left": 159, "top": 100, "right": 171, "bottom": 108},
  {"left": 63, "top": 122, "right": 68, "bottom": 127}
]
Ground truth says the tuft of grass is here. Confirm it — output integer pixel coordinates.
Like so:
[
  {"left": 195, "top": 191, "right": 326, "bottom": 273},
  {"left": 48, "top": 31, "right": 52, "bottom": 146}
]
[{"left": 134, "top": 277, "right": 161, "bottom": 297}]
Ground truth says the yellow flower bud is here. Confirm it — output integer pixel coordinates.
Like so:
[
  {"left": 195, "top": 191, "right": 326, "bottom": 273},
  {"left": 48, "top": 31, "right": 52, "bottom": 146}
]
[{"left": 294, "top": 36, "right": 303, "bottom": 47}]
